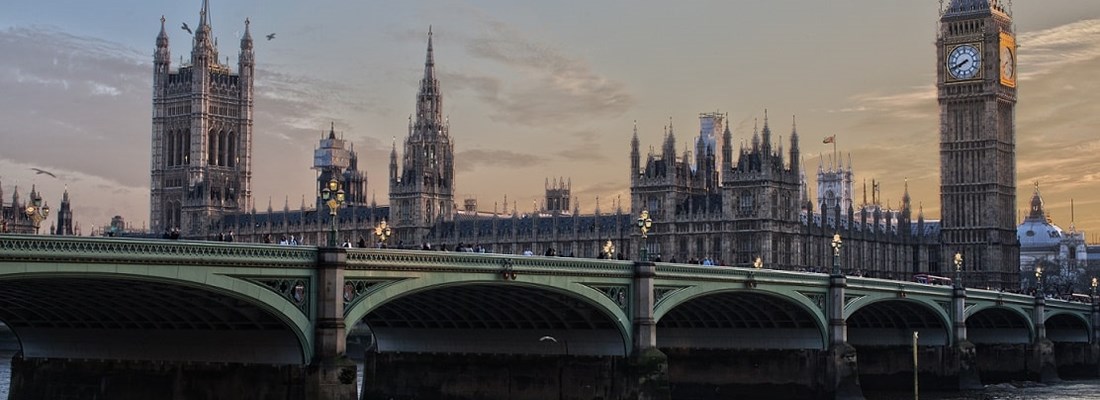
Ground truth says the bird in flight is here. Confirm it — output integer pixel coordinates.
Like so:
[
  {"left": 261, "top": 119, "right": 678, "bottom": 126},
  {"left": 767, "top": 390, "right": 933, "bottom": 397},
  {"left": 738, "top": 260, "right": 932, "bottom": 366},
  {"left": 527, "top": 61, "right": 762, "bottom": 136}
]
[
  {"left": 266, "top": 33, "right": 276, "bottom": 41},
  {"left": 30, "top": 168, "right": 57, "bottom": 178},
  {"left": 181, "top": 22, "right": 192, "bottom": 35}
]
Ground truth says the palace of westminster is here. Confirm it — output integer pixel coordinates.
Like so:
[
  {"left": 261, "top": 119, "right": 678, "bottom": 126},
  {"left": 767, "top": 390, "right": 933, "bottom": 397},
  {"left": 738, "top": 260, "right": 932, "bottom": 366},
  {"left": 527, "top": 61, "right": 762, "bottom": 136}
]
[{"left": 1, "top": 0, "right": 1095, "bottom": 291}]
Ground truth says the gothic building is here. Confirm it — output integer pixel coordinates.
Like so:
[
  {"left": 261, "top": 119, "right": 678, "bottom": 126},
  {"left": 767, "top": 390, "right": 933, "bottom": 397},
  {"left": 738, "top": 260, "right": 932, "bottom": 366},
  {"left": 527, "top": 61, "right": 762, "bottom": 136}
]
[
  {"left": 150, "top": 0, "right": 254, "bottom": 236},
  {"left": 204, "top": 1, "right": 1035, "bottom": 291},
  {"left": 937, "top": 0, "right": 1020, "bottom": 289},
  {"left": 389, "top": 28, "right": 456, "bottom": 245},
  {"left": 0, "top": 183, "right": 73, "bottom": 235}
]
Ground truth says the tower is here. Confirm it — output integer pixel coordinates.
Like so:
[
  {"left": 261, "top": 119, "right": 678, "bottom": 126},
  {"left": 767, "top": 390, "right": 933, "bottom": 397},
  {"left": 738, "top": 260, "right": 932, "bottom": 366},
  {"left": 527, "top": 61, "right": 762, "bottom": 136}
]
[
  {"left": 150, "top": 0, "right": 254, "bottom": 236},
  {"left": 390, "top": 28, "right": 456, "bottom": 245},
  {"left": 54, "top": 189, "right": 74, "bottom": 235},
  {"left": 937, "top": 0, "right": 1018, "bottom": 289}
]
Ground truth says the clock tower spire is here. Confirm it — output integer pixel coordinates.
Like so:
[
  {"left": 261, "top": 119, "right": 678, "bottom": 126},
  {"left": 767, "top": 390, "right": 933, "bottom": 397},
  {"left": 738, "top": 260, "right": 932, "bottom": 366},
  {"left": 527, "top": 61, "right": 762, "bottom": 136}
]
[{"left": 937, "top": 0, "right": 1018, "bottom": 289}]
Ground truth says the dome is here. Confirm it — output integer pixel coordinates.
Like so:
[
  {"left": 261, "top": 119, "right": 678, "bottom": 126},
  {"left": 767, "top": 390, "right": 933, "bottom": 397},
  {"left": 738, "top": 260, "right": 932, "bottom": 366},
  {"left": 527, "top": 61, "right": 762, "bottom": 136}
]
[
  {"left": 1017, "top": 183, "right": 1064, "bottom": 250},
  {"left": 1018, "top": 218, "right": 1063, "bottom": 250}
]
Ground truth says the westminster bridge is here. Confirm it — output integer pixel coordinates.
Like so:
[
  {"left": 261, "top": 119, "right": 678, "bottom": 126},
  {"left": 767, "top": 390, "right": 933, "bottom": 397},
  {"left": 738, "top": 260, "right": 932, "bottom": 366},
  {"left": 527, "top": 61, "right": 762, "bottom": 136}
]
[{"left": 0, "top": 234, "right": 1097, "bottom": 400}]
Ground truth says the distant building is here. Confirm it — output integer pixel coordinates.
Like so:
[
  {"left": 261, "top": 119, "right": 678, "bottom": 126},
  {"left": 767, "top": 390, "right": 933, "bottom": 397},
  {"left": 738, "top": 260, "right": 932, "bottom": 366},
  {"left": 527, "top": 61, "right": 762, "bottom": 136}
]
[
  {"left": 1017, "top": 184, "right": 1089, "bottom": 292},
  {"left": 199, "top": 1, "right": 1037, "bottom": 291},
  {"left": 149, "top": 0, "right": 254, "bottom": 237}
]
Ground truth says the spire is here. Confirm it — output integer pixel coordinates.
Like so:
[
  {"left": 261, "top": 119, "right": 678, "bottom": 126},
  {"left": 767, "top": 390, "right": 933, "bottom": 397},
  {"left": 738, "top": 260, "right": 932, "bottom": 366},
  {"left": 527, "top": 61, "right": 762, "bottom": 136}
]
[
  {"left": 240, "top": 18, "right": 253, "bottom": 50},
  {"left": 199, "top": 0, "right": 211, "bottom": 28},
  {"left": 156, "top": 16, "right": 169, "bottom": 48},
  {"left": 425, "top": 25, "right": 435, "bottom": 75},
  {"left": 414, "top": 27, "right": 443, "bottom": 131},
  {"left": 761, "top": 109, "right": 772, "bottom": 154},
  {"left": 751, "top": 119, "right": 760, "bottom": 151},
  {"left": 1027, "top": 181, "right": 1045, "bottom": 220},
  {"left": 328, "top": 121, "right": 337, "bottom": 139}
]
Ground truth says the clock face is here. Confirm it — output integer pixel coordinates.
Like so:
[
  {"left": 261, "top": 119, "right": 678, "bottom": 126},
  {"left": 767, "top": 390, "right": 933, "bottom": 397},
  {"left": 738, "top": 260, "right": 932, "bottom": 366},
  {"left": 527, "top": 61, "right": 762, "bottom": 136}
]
[
  {"left": 1000, "top": 46, "right": 1014, "bottom": 80},
  {"left": 947, "top": 44, "right": 982, "bottom": 80}
]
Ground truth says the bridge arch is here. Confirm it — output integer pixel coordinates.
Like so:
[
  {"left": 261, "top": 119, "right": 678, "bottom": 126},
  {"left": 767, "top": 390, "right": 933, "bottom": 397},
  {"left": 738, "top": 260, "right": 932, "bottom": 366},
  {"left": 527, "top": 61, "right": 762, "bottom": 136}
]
[
  {"left": 0, "top": 268, "right": 312, "bottom": 364},
  {"left": 846, "top": 297, "right": 951, "bottom": 346},
  {"left": 965, "top": 305, "right": 1034, "bottom": 344},
  {"left": 1046, "top": 311, "right": 1091, "bottom": 343},
  {"left": 653, "top": 285, "right": 828, "bottom": 350},
  {"left": 345, "top": 278, "right": 632, "bottom": 356}
]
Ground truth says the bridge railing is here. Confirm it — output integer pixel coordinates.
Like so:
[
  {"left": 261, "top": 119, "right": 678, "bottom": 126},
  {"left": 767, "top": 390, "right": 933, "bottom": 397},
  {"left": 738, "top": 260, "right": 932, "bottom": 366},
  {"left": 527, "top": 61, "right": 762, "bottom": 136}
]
[
  {"left": 0, "top": 234, "right": 317, "bottom": 268},
  {"left": 653, "top": 262, "right": 831, "bottom": 286},
  {"left": 345, "top": 248, "right": 635, "bottom": 277}
]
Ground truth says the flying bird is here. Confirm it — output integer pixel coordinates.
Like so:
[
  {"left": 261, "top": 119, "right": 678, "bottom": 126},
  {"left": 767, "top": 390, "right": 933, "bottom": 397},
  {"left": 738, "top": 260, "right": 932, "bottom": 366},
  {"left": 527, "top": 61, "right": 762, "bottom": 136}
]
[
  {"left": 181, "top": 22, "right": 192, "bottom": 35},
  {"left": 30, "top": 168, "right": 57, "bottom": 178},
  {"left": 266, "top": 33, "right": 276, "bottom": 41}
]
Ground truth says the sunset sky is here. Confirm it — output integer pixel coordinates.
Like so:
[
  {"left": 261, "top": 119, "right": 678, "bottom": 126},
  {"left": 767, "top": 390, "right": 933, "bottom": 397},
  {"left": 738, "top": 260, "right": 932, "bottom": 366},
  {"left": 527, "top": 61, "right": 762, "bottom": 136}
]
[{"left": 1, "top": 1, "right": 1099, "bottom": 238}]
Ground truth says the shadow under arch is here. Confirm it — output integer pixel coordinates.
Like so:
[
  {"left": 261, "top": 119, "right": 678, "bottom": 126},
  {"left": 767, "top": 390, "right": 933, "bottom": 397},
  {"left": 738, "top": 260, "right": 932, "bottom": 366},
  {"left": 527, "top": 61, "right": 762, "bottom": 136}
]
[
  {"left": 0, "top": 275, "right": 310, "bottom": 364},
  {"left": 1046, "top": 312, "right": 1090, "bottom": 343},
  {"left": 349, "top": 281, "right": 631, "bottom": 356},
  {"left": 655, "top": 289, "right": 827, "bottom": 350},
  {"left": 966, "top": 306, "right": 1034, "bottom": 344},
  {"left": 847, "top": 298, "right": 951, "bottom": 346}
]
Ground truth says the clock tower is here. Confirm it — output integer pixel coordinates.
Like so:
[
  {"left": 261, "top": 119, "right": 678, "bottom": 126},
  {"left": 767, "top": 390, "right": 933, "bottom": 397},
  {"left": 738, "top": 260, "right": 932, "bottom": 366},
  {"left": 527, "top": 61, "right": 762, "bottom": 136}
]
[{"left": 937, "top": 0, "right": 1019, "bottom": 289}]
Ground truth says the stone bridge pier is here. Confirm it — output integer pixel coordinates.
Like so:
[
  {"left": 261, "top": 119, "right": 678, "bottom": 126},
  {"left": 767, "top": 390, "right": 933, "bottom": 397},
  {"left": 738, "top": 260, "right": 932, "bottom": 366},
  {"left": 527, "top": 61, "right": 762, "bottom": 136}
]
[{"left": 3, "top": 236, "right": 1100, "bottom": 400}]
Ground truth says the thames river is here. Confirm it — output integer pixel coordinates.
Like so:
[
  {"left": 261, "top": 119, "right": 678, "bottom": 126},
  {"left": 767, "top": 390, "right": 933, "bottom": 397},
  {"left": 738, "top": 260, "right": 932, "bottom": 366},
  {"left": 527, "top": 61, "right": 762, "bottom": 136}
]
[{"left": 1, "top": 352, "right": 1098, "bottom": 400}]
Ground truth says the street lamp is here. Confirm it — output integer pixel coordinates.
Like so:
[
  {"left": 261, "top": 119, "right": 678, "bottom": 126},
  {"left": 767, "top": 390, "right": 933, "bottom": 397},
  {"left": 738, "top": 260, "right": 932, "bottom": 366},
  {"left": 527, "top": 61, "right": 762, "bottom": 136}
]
[
  {"left": 753, "top": 257, "right": 763, "bottom": 269},
  {"left": 1035, "top": 266, "right": 1043, "bottom": 297},
  {"left": 637, "top": 210, "right": 652, "bottom": 261},
  {"left": 374, "top": 219, "right": 392, "bottom": 248},
  {"left": 953, "top": 252, "right": 963, "bottom": 288},
  {"left": 320, "top": 178, "right": 345, "bottom": 247},
  {"left": 602, "top": 239, "right": 615, "bottom": 260},
  {"left": 1091, "top": 277, "right": 1097, "bottom": 300},
  {"left": 23, "top": 192, "right": 50, "bottom": 235},
  {"left": 830, "top": 233, "right": 843, "bottom": 276}
]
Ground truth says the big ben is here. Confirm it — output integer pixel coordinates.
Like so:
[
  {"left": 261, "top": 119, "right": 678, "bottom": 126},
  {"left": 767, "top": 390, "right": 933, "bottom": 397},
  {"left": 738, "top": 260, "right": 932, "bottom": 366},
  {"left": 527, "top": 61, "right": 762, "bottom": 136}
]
[{"left": 938, "top": 0, "right": 1019, "bottom": 289}]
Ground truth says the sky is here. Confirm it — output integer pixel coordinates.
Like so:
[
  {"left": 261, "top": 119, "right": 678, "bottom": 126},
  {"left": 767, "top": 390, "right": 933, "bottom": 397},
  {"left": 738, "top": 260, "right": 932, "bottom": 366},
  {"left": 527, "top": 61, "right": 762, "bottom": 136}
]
[{"left": 1, "top": 0, "right": 1099, "bottom": 238}]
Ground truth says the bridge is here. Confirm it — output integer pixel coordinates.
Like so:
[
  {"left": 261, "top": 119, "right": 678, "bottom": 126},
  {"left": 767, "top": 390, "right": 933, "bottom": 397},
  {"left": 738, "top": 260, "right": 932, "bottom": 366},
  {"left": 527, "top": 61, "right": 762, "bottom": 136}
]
[{"left": 0, "top": 234, "right": 1096, "bottom": 399}]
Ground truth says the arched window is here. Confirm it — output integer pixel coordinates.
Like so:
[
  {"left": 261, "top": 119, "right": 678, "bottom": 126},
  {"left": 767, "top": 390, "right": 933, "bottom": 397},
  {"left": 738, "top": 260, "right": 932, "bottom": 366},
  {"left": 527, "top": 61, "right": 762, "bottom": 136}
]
[
  {"left": 218, "top": 130, "right": 227, "bottom": 166},
  {"left": 208, "top": 130, "right": 217, "bottom": 165},
  {"left": 227, "top": 131, "right": 236, "bottom": 167},
  {"left": 739, "top": 191, "right": 754, "bottom": 215},
  {"left": 166, "top": 130, "right": 175, "bottom": 167}
]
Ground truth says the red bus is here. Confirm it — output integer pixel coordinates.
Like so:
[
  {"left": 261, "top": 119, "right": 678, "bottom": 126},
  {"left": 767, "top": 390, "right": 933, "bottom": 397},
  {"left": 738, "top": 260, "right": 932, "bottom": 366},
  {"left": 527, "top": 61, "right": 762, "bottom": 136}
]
[{"left": 913, "top": 274, "right": 953, "bottom": 286}]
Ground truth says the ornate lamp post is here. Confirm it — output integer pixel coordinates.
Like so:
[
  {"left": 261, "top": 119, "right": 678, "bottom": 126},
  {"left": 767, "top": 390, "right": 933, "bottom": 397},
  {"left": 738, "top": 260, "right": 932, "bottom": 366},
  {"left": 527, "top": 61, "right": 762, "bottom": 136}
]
[
  {"left": 603, "top": 239, "right": 615, "bottom": 260},
  {"left": 23, "top": 193, "right": 50, "bottom": 235},
  {"left": 1091, "top": 277, "right": 1097, "bottom": 299},
  {"left": 830, "top": 233, "right": 843, "bottom": 276},
  {"left": 636, "top": 210, "right": 652, "bottom": 262},
  {"left": 320, "top": 178, "right": 345, "bottom": 247},
  {"left": 1035, "top": 266, "right": 1043, "bottom": 298},
  {"left": 374, "top": 219, "right": 392, "bottom": 248},
  {"left": 953, "top": 252, "right": 963, "bottom": 288}
]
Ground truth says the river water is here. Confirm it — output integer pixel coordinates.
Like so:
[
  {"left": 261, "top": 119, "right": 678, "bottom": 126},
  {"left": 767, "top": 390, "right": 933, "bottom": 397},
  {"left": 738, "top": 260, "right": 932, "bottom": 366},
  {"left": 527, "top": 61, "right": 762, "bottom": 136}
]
[{"left": 0, "top": 354, "right": 1097, "bottom": 400}]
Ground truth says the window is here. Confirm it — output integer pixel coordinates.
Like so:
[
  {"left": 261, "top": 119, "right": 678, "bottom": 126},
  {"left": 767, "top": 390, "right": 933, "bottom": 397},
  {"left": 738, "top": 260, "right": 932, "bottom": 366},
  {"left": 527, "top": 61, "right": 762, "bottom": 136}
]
[{"left": 739, "top": 191, "right": 754, "bottom": 215}]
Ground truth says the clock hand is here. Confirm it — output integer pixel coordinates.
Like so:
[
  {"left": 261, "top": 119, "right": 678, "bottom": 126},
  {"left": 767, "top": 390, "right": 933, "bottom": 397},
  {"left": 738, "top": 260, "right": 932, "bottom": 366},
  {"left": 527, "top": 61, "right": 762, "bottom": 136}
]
[{"left": 952, "top": 59, "right": 970, "bottom": 69}]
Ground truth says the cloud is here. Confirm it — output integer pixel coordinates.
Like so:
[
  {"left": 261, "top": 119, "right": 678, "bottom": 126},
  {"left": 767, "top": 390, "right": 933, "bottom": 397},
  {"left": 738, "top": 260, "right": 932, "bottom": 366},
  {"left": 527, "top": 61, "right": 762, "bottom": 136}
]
[
  {"left": 817, "top": 18, "right": 1100, "bottom": 232},
  {"left": 554, "top": 130, "right": 610, "bottom": 162},
  {"left": 453, "top": 149, "right": 549, "bottom": 173},
  {"left": 0, "top": 25, "right": 388, "bottom": 233},
  {"left": 1016, "top": 19, "right": 1100, "bottom": 81},
  {"left": 450, "top": 18, "right": 633, "bottom": 127}
]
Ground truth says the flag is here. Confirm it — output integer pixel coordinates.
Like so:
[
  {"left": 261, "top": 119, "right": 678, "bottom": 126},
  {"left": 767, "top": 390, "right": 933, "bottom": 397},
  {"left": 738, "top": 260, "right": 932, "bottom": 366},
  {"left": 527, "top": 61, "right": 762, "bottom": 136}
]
[{"left": 823, "top": 135, "right": 835, "bottom": 144}]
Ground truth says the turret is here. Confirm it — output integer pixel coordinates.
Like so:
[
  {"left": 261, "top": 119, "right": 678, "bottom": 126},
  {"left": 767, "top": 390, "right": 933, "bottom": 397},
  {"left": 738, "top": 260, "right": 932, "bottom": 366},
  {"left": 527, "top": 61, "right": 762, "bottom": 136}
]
[
  {"left": 761, "top": 109, "right": 772, "bottom": 157},
  {"left": 630, "top": 121, "right": 640, "bottom": 183},
  {"left": 389, "top": 137, "right": 398, "bottom": 182},
  {"left": 721, "top": 119, "right": 733, "bottom": 174},
  {"left": 789, "top": 116, "right": 800, "bottom": 175}
]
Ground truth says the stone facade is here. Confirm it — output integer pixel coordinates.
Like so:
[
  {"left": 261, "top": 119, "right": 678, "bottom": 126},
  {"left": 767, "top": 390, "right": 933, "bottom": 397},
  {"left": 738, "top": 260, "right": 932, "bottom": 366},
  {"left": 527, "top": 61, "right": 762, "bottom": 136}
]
[
  {"left": 937, "top": 0, "right": 1021, "bottom": 289},
  {"left": 150, "top": 0, "right": 254, "bottom": 237}
]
